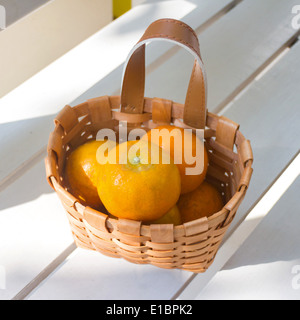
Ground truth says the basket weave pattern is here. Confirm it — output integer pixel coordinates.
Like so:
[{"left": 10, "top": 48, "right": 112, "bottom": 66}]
[
  {"left": 46, "top": 95, "right": 253, "bottom": 273},
  {"left": 45, "top": 19, "right": 253, "bottom": 273}
]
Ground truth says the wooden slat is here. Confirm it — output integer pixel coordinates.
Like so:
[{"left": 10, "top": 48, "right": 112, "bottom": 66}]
[
  {"left": 195, "top": 176, "right": 300, "bottom": 300},
  {"left": 177, "top": 39, "right": 300, "bottom": 300},
  {"left": 27, "top": 248, "right": 192, "bottom": 300},
  {"left": 219, "top": 42, "right": 300, "bottom": 233},
  {"left": 0, "top": 159, "right": 74, "bottom": 300}
]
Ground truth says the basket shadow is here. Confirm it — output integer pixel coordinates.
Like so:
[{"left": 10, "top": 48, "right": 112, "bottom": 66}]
[{"left": 0, "top": 155, "right": 54, "bottom": 212}]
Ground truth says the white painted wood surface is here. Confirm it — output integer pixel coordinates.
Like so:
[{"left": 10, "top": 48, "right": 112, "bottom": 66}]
[
  {"left": 195, "top": 176, "right": 300, "bottom": 300},
  {"left": 0, "top": 158, "right": 74, "bottom": 300},
  {"left": 27, "top": 249, "right": 191, "bottom": 300},
  {"left": 1, "top": 0, "right": 300, "bottom": 300},
  {"left": 215, "top": 41, "right": 300, "bottom": 235}
]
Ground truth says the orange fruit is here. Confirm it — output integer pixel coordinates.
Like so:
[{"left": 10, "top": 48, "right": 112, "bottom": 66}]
[
  {"left": 142, "top": 124, "right": 209, "bottom": 194},
  {"left": 65, "top": 140, "right": 106, "bottom": 209},
  {"left": 149, "top": 205, "right": 182, "bottom": 226},
  {"left": 97, "top": 140, "right": 181, "bottom": 221},
  {"left": 177, "top": 181, "right": 224, "bottom": 223}
]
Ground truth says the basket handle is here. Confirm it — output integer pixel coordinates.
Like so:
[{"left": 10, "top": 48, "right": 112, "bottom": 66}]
[{"left": 120, "top": 19, "right": 207, "bottom": 129}]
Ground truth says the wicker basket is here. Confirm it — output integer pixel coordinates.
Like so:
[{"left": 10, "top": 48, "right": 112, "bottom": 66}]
[{"left": 45, "top": 19, "right": 253, "bottom": 273}]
